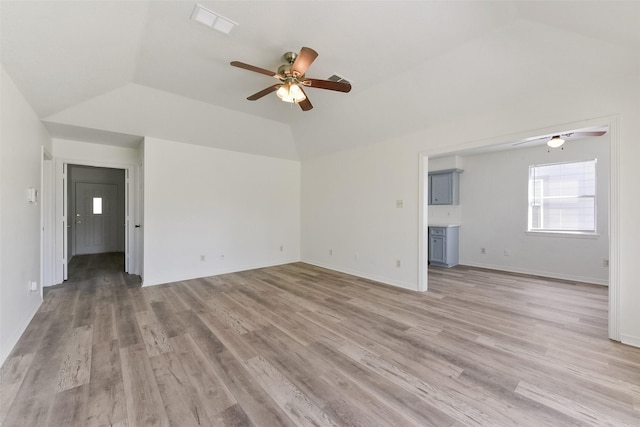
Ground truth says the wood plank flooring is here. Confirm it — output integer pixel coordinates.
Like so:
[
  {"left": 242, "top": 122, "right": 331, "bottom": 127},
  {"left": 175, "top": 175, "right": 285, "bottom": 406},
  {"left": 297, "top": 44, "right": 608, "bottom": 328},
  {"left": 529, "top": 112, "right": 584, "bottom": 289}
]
[{"left": 2, "top": 255, "right": 639, "bottom": 426}]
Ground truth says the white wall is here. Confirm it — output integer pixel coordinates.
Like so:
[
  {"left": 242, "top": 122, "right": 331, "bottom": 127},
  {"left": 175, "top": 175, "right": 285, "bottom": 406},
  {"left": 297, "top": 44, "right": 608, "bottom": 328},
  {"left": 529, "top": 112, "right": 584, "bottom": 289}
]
[
  {"left": 143, "top": 137, "right": 300, "bottom": 286},
  {"left": 46, "top": 83, "right": 299, "bottom": 161},
  {"left": 0, "top": 66, "right": 51, "bottom": 365},
  {"left": 300, "top": 72, "right": 640, "bottom": 347},
  {"left": 53, "top": 138, "right": 140, "bottom": 165},
  {"left": 457, "top": 137, "right": 609, "bottom": 284},
  {"left": 616, "top": 76, "right": 640, "bottom": 348},
  {"left": 302, "top": 142, "right": 419, "bottom": 290}
]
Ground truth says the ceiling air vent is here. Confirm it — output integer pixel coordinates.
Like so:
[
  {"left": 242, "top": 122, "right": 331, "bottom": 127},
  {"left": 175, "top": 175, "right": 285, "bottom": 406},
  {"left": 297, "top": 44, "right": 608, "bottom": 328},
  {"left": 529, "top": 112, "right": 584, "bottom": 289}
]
[{"left": 191, "top": 4, "right": 237, "bottom": 35}]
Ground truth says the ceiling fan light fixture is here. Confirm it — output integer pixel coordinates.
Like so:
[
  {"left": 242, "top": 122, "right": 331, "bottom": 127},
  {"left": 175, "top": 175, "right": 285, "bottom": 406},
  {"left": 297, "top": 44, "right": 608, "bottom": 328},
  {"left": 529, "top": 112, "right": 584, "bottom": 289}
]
[
  {"left": 547, "top": 136, "right": 565, "bottom": 148},
  {"left": 276, "top": 83, "right": 306, "bottom": 103}
]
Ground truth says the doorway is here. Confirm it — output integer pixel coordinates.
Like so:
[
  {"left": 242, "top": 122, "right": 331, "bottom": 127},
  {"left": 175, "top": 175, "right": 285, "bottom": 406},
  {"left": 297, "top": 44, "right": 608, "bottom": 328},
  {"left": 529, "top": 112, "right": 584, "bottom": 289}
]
[
  {"left": 52, "top": 158, "right": 141, "bottom": 286},
  {"left": 67, "top": 165, "right": 126, "bottom": 272},
  {"left": 418, "top": 116, "right": 620, "bottom": 342}
]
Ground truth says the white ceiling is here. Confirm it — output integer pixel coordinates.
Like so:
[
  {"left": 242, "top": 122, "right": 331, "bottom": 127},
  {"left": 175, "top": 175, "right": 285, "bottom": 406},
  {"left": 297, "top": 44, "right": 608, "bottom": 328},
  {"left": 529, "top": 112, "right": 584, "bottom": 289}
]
[{"left": 2, "top": 1, "right": 639, "bottom": 159}]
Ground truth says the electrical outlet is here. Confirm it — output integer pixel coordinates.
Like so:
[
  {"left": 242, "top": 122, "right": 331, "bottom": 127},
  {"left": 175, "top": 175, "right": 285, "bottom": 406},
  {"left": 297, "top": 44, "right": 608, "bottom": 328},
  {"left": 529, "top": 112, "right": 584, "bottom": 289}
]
[
  {"left": 219, "top": 254, "right": 225, "bottom": 260},
  {"left": 29, "top": 281, "right": 38, "bottom": 292},
  {"left": 603, "top": 259, "right": 609, "bottom": 267},
  {"left": 280, "top": 245, "right": 284, "bottom": 252},
  {"left": 396, "top": 200, "right": 404, "bottom": 208},
  {"left": 503, "top": 250, "right": 510, "bottom": 256},
  {"left": 329, "top": 249, "right": 333, "bottom": 255},
  {"left": 481, "top": 248, "right": 486, "bottom": 254},
  {"left": 396, "top": 259, "right": 401, "bottom": 268},
  {"left": 200, "top": 255, "right": 205, "bottom": 261}
]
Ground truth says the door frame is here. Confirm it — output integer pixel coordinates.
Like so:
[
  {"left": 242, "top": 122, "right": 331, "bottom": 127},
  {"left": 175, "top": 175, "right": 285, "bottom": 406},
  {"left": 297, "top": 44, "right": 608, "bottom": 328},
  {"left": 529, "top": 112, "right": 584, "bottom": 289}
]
[
  {"left": 41, "top": 147, "right": 55, "bottom": 295},
  {"left": 418, "top": 115, "right": 620, "bottom": 342},
  {"left": 53, "top": 158, "right": 140, "bottom": 284}
]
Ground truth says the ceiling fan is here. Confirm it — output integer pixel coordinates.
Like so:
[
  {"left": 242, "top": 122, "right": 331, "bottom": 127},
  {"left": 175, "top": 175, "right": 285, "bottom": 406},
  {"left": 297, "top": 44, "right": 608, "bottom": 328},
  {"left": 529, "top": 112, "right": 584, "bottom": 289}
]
[
  {"left": 230, "top": 47, "right": 351, "bottom": 111},
  {"left": 512, "top": 130, "right": 607, "bottom": 149}
]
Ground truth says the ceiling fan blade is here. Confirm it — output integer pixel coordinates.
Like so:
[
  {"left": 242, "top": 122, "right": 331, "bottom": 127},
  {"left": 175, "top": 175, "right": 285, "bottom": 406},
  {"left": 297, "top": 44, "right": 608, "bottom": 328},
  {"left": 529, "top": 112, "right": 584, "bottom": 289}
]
[
  {"left": 512, "top": 137, "right": 546, "bottom": 146},
  {"left": 298, "top": 98, "right": 313, "bottom": 111},
  {"left": 297, "top": 87, "right": 313, "bottom": 111},
  {"left": 512, "top": 129, "right": 607, "bottom": 146},
  {"left": 291, "top": 47, "right": 318, "bottom": 77},
  {"left": 247, "top": 84, "right": 281, "bottom": 101},
  {"left": 231, "top": 61, "right": 279, "bottom": 78},
  {"left": 571, "top": 131, "right": 607, "bottom": 137},
  {"left": 302, "top": 78, "right": 351, "bottom": 93}
]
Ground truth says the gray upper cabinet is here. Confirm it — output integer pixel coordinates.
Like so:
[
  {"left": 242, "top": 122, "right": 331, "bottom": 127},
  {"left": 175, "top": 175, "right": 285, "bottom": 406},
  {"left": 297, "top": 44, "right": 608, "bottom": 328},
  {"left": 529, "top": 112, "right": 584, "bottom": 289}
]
[{"left": 428, "top": 169, "right": 463, "bottom": 205}]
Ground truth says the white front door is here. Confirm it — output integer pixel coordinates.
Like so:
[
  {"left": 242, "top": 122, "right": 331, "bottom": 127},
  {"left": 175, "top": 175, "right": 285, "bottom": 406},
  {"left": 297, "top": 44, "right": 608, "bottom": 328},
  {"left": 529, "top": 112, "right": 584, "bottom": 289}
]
[{"left": 75, "top": 182, "right": 119, "bottom": 254}]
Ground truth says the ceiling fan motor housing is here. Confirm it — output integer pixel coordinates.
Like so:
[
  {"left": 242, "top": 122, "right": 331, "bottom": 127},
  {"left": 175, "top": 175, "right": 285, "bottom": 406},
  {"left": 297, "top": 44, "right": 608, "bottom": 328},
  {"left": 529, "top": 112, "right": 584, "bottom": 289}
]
[
  {"left": 283, "top": 51, "right": 297, "bottom": 64},
  {"left": 278, "top": 52, "right": 304, "bottom": 79},
  {"left": 277, "top": 63, "right": 292, "bottom": 77}
]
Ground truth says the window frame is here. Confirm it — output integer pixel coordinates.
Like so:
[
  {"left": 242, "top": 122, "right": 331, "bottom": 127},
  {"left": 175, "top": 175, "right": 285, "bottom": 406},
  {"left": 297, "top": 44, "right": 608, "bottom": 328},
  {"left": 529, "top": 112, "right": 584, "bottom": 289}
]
[{"left": 527, "top": 159, "right": 598, "bottom": 236}]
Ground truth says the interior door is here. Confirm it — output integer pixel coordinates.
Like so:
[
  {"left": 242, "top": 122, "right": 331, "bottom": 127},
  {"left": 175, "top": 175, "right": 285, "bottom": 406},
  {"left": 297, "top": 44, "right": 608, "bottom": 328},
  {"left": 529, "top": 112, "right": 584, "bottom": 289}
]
[{"left": 75, "top": 182, "right": 118, "bottom": 254}]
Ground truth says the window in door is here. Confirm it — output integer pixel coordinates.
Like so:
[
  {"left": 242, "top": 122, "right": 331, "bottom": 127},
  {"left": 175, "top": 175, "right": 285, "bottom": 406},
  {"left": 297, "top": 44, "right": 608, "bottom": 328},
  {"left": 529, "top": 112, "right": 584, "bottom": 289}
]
[{"left": 93, "top": 197, "right": 103, "bottom": 215}]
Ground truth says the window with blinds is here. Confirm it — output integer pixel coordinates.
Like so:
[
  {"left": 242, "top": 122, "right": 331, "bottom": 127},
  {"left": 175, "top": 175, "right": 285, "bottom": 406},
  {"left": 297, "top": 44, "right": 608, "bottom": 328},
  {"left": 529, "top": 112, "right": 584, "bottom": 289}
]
[{"left": 528, "top": 159, "right": 597, "bottom": 233}]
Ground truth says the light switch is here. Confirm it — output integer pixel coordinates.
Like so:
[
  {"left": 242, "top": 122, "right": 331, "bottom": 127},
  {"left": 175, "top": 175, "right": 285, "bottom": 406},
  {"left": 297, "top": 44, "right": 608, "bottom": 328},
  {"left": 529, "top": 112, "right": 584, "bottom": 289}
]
[{"left": 27, "top": 187, "right": 38, "bottom": 203}]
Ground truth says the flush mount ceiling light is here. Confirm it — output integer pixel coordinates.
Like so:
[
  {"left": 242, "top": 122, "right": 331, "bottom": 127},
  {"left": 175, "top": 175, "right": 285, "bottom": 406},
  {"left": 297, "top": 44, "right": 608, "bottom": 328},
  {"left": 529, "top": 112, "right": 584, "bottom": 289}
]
[
  {"left": 191, "top": 4, "right": 237, "bottom": 35},
  {"left": 547, "top": 135, "right": 565, "bottom": 148}
]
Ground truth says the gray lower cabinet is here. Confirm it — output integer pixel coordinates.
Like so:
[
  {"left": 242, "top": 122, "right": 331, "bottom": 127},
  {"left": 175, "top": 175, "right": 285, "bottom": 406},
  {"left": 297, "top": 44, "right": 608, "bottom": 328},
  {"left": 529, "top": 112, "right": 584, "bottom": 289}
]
[{"left": 428, "top": 226, "right": 459, "bottom": 268}]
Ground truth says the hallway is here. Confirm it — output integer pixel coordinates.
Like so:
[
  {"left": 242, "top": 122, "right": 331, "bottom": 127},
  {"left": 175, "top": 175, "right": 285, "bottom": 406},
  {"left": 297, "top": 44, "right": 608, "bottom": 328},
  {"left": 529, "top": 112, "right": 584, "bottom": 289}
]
[{"left": 65, "top": 252, "right": 140, "bottom": 287}]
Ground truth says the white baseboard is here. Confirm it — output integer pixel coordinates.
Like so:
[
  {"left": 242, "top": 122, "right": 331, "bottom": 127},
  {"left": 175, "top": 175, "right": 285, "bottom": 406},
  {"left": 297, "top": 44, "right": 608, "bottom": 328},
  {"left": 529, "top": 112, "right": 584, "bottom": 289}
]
[
  {"left": 620, "top": 334, "right": 640, "bottom": 349},
  {"left": 142, "top": 258, "right": 301, "bottom": 287},
  {"left": 301, "top": 258, "right": 419, "bottom": 291},
  {"left": 458, "top": 260, "right": 608, "bottom": 286}
]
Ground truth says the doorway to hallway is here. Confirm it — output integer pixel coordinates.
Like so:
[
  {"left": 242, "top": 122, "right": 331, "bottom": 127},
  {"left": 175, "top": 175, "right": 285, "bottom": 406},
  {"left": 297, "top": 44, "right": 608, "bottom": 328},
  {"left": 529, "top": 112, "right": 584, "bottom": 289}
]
[
  {"left": 67, "top": 165, "right": 126, "bottom": 267},
  {"left": 66, "top": 252, "right": 141, "bottom": 287}
]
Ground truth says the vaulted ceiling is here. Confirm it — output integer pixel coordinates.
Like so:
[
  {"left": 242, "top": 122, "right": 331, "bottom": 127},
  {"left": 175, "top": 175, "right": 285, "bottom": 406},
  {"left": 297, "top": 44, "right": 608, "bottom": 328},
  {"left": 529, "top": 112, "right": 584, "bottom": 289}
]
[{"left": 2, "top": 1, "right": 639, "bottom": 159}]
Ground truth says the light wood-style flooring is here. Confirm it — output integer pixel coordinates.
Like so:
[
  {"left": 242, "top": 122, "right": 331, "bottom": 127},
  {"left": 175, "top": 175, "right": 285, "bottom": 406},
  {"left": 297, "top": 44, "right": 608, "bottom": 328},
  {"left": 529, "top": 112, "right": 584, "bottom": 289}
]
[{"left": 1, "top": 255, "right": 639, "bottom": 426}]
